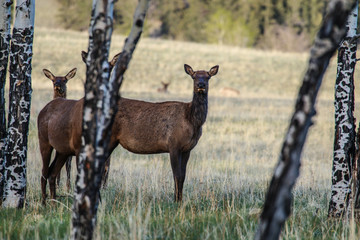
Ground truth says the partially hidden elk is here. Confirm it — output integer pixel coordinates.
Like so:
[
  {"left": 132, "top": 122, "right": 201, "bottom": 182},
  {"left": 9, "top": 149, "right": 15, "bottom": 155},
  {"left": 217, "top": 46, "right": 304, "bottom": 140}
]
[
  {"left": 43, "top": 68, "right": 77, "bottom": 99},
  {"left": 43, "top": 68, "right": 77, "bottom": 191},
  {"left": 37, "top": 64, "right": 219, "bottom": 204},
  {"left": 80, "top": 50, "right": 122, "bottom": 187},
  {"left": 157, "top": 81, "right": 171, "bottom": 93}
]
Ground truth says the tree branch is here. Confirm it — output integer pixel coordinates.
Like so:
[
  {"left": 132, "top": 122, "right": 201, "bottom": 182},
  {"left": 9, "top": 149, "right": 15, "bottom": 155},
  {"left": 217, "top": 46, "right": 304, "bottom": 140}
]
[{"left": 110, "top": 0, "right": 150, "bottom": 91}]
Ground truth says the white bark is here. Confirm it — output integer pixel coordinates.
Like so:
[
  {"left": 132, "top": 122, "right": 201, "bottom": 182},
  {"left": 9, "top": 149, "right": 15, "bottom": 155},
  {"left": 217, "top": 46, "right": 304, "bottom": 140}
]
[
  {"left": 0, "top": 0, "right": 12, "bottom": 206},
  {"left": 72, "top": 1, "right": 149, "bottom": 238},
  {"left": 2, "top": 0, "right": 35, "bottom": 208},
  {"left": 71, "top": 0, "right": 114, "bottom": 239},
  {"left": 328, "top": 2, "right": 358, "bottom": 219}
]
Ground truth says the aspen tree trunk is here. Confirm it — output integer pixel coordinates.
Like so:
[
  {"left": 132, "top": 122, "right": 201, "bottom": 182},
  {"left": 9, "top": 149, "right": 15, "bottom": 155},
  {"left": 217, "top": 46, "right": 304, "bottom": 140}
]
[
  {"left": 71, "top": 0, "right": 114, "bottom": 238},
  {"left": 254, "top": 0, "right": 356, "bottom": 239},
  {"left": 71, "top": 0, "right": 149, "bottom": 238},
  {"left": 0, "top": 0, "right": 12, "bottom": 206},
  {"left": 328, "top": 2, "right": 358, "bottom": 219},
  {"left": 354, "top": 127, "right": 360, "bottom": 212},
  {"left": 2, "top": 0, "right": 35, "bottom": 208}
]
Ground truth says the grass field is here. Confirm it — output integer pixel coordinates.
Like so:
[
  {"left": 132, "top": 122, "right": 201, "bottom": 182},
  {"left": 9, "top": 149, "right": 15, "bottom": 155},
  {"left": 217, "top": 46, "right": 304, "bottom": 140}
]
[{"left": 1, "top": 27, "right": 360, "bottom": 239}]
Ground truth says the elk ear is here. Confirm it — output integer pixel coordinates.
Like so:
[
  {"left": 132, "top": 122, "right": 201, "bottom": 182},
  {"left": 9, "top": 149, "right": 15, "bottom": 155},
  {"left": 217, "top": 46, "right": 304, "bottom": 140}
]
[
  {"left": 184, "top": 64, "right": 194, "bottom": 76},
  {"left": 43, "top": 69, "right": 55, "bottom": 81},
  {"left": 110, "top": 52, "right": 121, "bottom": 67},
  {"left": 81, "top": 51, "right": 88, "bottom": 64},
  {"left": 65, "top": 68, "right": 77, "bottom": 80},
  {"left": 209, "top": 65, "right": 219, "bottom": 76}
]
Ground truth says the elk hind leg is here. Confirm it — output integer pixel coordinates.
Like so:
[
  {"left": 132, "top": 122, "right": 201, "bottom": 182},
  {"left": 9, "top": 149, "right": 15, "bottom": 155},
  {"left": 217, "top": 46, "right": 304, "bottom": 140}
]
[
  {"left": 56, "top": 170, "right": 61, "bottom": 187},
  {"left": 65, "top": 157, "right": 72, "bottom": 191},
  {"left": 101, "top": 156, "right": 111, "bottom": 188},
  {"left": 40, "top": 145, "right": 53, "bottom": 205},
  {"left": 48, "top": 153, "right": 70, "bottom": 201}
]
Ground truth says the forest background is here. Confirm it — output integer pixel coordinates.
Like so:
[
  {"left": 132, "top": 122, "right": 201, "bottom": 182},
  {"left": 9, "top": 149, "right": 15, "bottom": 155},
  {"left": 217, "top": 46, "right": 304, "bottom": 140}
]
[{"left": 42, "top": 0, "right": 328, "bottom": 52}]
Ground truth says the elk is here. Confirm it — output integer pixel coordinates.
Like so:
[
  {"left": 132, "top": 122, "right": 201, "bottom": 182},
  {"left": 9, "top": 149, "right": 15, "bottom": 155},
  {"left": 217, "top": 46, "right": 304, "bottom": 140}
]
[
  {"left": 157, "top": 81, "right": 171, "bottom": 93},
  {"left": 38, "top": 64, "right": 219, "bottom": 204},
  {"left": 43, "top": 68, "right": 77, "bottom": 191},
  {"left": 43, "top": 68, "right": 77, "bottom": 99}
]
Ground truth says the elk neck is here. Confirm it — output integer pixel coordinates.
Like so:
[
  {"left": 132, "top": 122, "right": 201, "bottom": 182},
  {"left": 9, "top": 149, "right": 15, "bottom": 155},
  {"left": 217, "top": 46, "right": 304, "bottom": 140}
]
[{"left": 189, "top": 91, "right": 208, "bottom": 128}]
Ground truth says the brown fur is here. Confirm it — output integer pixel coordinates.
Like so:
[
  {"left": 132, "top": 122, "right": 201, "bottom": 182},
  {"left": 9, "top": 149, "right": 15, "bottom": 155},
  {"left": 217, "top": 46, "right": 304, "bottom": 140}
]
[
  {"left": 38, "top": 64, "right": 219, "bottom": 204},
  {"left": 43, "top": 68, "right": 77, "bottom": 191}
]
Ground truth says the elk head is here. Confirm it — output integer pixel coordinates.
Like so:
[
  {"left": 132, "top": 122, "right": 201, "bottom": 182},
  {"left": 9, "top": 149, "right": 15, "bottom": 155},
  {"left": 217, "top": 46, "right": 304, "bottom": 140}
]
[
  {"left": 81, "top": 51, "right": 121, "bottom": 71},
  {"left": 184, "top": 64, "right": 219, "bottom": 95},
  {"left": 43, "top": 68, "right": 77, "bottom": 98},
  {"left": 158, "top": 81, "right": 171, "bottom": 93}
]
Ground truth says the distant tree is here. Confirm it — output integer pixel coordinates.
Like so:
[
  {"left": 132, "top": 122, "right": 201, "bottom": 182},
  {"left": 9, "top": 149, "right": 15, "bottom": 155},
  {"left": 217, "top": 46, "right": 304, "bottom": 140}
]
[
  {"left": 1, "top": 0, "right": 35, "bottom": 208},
  {"left": 328, "top": 2, "right": 359, "bottom": 219},
  {"left": 0, "top": 0, "right": 12, "bottom": 206},
  {"left": 54, "top": 0, "right": 328, "bottom": 51},
  {"left": 56, "top": 0, "right": 92, "bottom": 31},
  {"left": 254, "top": 0, "right": 357, "bottom": 239},
  {"left": 71, "top": 0, "right": 149, "bottom": 238},
  {"left": 56, "top": 0, "right": 131, "bottom": 32}
]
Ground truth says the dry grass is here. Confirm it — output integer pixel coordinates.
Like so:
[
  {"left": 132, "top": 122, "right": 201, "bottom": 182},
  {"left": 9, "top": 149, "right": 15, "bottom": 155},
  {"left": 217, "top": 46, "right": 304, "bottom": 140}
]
[{"left": 1, "top": 27, "right": 360, "bottom": 239}]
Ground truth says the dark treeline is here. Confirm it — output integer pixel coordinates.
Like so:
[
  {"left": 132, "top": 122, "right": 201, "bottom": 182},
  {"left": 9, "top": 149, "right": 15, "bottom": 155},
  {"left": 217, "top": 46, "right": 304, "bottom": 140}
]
[{"left": 56, "top": 0, "right": 328, "bottom": 52}]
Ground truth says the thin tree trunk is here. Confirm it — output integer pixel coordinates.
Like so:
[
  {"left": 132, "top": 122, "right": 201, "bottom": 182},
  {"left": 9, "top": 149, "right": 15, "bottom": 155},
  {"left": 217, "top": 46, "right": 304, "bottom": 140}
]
[
  {"left": 71, "top": 0, "right": 114, "bottom": 238},
  {"left": 328, "top": 2, "right": 358, "bottom": 219},
  {"left": 0, "top": 0, "right": 13, "bottom": 206},
  {"left": 254, "top": 0, "right": 356, "bottom": 239},
  {"left": 71, "top": 0, "right": 149, "bottom": 238},
  {"left": 2, "top": 0, "right": 35, "bottom": 208},
  {"left": 354, "top": 124, "right": 360, "bottom": 214},
  {"left": 110, "top": 0, "right": 150, "bottom": 90}
]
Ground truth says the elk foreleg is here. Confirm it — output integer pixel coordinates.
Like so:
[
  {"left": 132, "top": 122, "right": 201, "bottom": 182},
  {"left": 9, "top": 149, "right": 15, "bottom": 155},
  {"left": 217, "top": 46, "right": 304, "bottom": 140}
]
[
  {"left": 101, "top": 156, "right": 111, "bottom": 188},
  {"left": 170, "top": 150, "right": 190, "bottom": 202},
  {"left": 56, "top": 171, "right": 61, "bottom": 187},
  {"left": 48, "top": 153, "right": 70, "bottom": 202},
  {"left": 65, "top": 157, "right": 72, "bottom": 191}
]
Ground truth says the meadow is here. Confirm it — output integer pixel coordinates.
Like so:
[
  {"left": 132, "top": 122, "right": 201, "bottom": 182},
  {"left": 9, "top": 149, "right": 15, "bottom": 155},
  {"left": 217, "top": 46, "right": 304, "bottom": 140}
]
[{"left": 1, "top": 27, "right": 360, "bottom": 239}]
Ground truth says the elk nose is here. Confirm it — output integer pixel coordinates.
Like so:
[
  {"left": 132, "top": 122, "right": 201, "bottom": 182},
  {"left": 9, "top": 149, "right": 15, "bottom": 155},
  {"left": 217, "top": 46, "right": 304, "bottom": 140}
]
[{"left": 198, "top": 82, "right": 205, "bottom": 89}]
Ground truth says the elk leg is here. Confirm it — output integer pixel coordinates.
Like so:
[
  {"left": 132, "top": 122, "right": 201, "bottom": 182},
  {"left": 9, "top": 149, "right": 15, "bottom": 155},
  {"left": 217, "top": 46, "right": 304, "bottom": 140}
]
[
  {"left": 40, "top": 145, "right": 53, "bottom": 205},
  {"left": 56, "top": 170, "right": 61, "bottom": 187},
  {"left": 170, "top": 150, "right": 185, "bottom": 202},
  {"left": 101, "top": 156, "right": 111, "bottom": 188},
  {"left": 65, "top": 157, "right": 72, "bottom": 191},
  {"left": 177, "top": 151, "right": 190, "bottom": 202},
  {"left": 75, "top": 155, "right": 79, "bottom": 172},
  {"left": 48, "top": 153, "right": 70, "bottom": 201},
  {"left": 100, "top": 143, "right": 118, "bottom": 188}
]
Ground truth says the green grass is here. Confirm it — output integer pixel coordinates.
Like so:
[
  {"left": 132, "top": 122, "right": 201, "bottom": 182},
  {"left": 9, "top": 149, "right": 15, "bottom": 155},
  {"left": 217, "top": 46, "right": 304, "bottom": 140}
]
[{"left": 2, "top": 27, "right": 360, "bottom": 239}]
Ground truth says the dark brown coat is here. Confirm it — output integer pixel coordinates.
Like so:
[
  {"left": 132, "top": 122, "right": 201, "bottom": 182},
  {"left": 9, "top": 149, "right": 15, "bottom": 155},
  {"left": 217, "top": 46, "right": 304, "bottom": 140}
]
[{"left": 38, "top": 64, "right": 219, "bottom": 203}]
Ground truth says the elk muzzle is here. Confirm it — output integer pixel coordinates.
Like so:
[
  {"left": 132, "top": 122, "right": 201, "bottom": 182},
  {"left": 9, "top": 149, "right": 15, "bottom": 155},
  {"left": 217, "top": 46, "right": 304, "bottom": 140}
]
[
  {"left": 197, "top": 82, "right": 206, "bottom": 93},
  {"left": 54, "top": 86, "right": 64, "bottom": 94}
]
